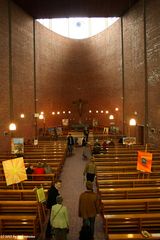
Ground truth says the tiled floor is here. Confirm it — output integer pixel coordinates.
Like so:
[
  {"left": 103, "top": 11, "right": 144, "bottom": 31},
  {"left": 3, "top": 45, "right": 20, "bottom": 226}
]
[{"left": 60, "top": 146, "right": 106, "bottom": 240}]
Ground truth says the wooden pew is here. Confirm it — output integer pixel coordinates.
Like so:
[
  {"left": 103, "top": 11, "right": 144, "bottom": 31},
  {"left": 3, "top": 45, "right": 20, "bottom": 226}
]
[
  {"left": 96, "top": 165, "right": 160, "bottom": 173},
  {"left": 97, "top": 178, "right": 160, "bottom": 188},
  {"left": 101, "top": 198, "right": 160, "bottom": 214},
  {"left": 0, "top": 173, "right": 55, "bottom": 181},
  {"left": 105, "top": 148, "right": 160, "bottom": 154},
  {"left": 0, "top": 200, "right": 43, "bottom": 236},
  {"left": 0, "top": 189, "right": 47, "bottom": 201},
  {"left": 94, "top": 146, "right": 160, "bottom": 240},
  {"left": 94, "top": 153, "right": 160, "bottom": 161},
  {"left": 99, "top": 186, "right": 160, "bottom": 200},
  {"left": 104, "top": 213, "right": 160, "bottom": 239},
  {"left": 94, "top": 151, "right": 160, "bottom": 158},
  {"left": 0, "top": 215, "right": 37, "bottom": 236},
  {"left": 96, "top": 171, "right": 160, "bottom": 180},
  {"left": 0, "top": 180, "right": 52, "bottom": 189},
  {"left": 95, "top": 158, "right": 160, "bottom": 166},
  {"left": 0, "top": 162, "right": 62, "bottom": 178}
]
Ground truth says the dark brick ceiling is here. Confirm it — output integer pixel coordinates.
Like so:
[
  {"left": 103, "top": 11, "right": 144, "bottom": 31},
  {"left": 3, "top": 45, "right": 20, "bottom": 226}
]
[{"left": 12, "top": 0, "right": 139, "bottom": 19}]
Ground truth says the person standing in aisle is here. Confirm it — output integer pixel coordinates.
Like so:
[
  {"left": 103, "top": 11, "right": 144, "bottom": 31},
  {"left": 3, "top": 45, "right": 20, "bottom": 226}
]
[
  {"left": 67, "top": 133, "right": 74, "bottom": 156},
  {"left": 78, "top": 181, "right": 100, "bottom": 240},
  {"left": 50, "top": 195, "right": 69, "bottom": 240},
  {"left": 46, "top": 180, "right": 62, "bottom": 238},
  {"left": 83, "top": 157, "right": 96, "bottom": 182}
]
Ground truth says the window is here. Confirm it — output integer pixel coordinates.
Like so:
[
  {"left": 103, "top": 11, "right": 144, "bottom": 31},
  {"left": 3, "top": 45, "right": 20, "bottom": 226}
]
[{"left": 37, "top": 17, "right": 119, "bottom": 39}]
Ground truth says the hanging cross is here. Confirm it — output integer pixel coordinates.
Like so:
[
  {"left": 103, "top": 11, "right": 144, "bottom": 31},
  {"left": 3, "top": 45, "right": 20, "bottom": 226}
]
[{"left": 72, "top": 98, "right": 87, "bottom": 117}]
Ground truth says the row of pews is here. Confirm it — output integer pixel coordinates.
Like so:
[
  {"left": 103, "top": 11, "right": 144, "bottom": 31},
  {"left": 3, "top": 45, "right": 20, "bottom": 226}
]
[
  {"left": 94, "top": 144, "right": 160, "bottom": 240},
  {"left": 0, "top": 140, "right": 67, "bottom": 239}
]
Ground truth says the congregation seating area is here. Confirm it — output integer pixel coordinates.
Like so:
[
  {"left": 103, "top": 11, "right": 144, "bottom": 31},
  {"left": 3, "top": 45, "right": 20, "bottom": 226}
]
[
  {"left": 94, "top": 143, "right": 160, "bottom": 240},
  {"left": 0, "top": 140, "right": 67, "bottom": 239}
]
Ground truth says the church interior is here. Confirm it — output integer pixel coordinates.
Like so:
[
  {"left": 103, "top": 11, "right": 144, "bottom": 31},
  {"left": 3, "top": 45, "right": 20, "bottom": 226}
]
[{"left": 0, "top": 0, "right": 160, "bottom": 239}]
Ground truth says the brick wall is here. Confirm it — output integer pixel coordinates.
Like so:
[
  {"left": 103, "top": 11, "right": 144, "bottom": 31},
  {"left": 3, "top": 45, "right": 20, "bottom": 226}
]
[
  {"left": 146, "top": 0, "right": 160, "bottom": 145},
  {"left": 35, "top": 20, "right": 122, "bottom": 130},
  {"left": 0, "top": 0, "right": 10, "bottom": 150},
  {"left": 123, "top": 0, "right": 146, "bottom": 138},
  {"left": 123, "top": 0, "right": 160, "bottom": 144},
  {"left": 11, "top": 2, "right": 35, "bottom": 139},
  {"left": 0, "top": 0, "right": 35, "bottom": 150}
]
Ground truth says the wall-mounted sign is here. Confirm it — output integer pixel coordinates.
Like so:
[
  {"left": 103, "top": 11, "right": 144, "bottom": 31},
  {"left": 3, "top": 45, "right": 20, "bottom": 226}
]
[
  {"left": 62, "top": 119, "right": 69, "bottom": 126},
  {"left": 11, "top": 138, "right": 24, "bottom": 154},
  {"left": 123, "top": 137, "right": 136, "bottom": 145},
  {"left": 93, "top": 118, "right": 98, "bottom": 127},
  {"left": 34, "top": 139, "right": 38, "bottom": 146}
]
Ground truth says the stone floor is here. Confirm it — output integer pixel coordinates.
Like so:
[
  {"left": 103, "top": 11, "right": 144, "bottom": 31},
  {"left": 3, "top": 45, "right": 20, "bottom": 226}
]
[{"left": 60, "top": 146, "right": 106, "bottom": 240}]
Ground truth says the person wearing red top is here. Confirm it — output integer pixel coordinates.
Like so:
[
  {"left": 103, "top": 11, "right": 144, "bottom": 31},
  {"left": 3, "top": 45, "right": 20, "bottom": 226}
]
[{"left": 34, "top": 162, "right": 45, "bottom": 180}]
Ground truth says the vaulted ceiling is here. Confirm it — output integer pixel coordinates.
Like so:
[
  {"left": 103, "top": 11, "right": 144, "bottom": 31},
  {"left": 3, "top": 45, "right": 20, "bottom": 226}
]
[{"left": 12, "top": 0, "right": 139, "bottom": 19}]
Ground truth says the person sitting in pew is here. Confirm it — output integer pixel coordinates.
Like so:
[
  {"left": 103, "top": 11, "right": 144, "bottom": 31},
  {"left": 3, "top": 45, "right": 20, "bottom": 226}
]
[
  {"left": 108, "top": 139, "right": 115, "bottom": 147},
  {"left": 102, "top": 140, "right": 108, "bottom": 152},
  {"left": 43, "top": 162, "right": 53, "bottom": 174},
  {"left": 26, "top": 164, "right": 34, "bottom": 180},
  {"left": 92, "top": 139, "right": 101, "bottom": 154},
  {"left": 34, "top": 162, "right": 45, "bottom": 180},
  {"left": 34, "top": 162, "right": 45, "bottom": 174}
]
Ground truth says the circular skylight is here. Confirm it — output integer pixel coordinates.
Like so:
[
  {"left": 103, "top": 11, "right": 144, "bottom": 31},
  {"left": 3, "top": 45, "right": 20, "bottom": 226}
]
[{"left": 37, "top": 17, "right": 119, "bottom": 39}]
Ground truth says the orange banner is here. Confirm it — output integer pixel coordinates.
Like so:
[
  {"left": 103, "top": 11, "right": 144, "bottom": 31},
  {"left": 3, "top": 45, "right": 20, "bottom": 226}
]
[{"left": 137, "top": 151, "right": 152, "bottom": 173}]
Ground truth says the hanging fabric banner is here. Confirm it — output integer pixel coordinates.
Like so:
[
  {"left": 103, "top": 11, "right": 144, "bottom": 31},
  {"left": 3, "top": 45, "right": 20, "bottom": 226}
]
[
  {"left": 2, "top": 157, "right": 27, "bottom": 186},
  {"left": 137, "top": 151, "right": 152, "bottom": 173}
]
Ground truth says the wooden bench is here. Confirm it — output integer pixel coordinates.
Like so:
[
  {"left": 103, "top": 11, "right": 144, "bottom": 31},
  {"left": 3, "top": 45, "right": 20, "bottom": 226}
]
[
  {"left": 99, "top": 186, "right": 160, "bottom": 200},
  {"left": 94, "top": 151, "right": 160, "bottom": 158},
  {"left": 0, "top": 180, "right": 52, "bottom": 189},
  {"left": 97, "top": 178, "right": 160, "bottom": 188},
  {"left": 96, "top": 171, "right": 160, "bottom": 180},
  {"left": 101, "top": 198, "right": 160, "bottom": 215},
  {"left": 0, "top": 162, "right": 62, "bottom": 179},
  {"left": 0, "top": 215, "right": 37, "bottom": 236},
  {"left": 0, "top": 189, "right": 48, "bottom": 201},
  {"left": 0, "top": 200, "right": 44, "bottom": 236},
  {"left": 95, "top": 158, "right": 160, "bottom": 166},
  {"left": 104, "top": 213, "right": 160, "bottom": 239},
  {"left": 94, "top": 153, "right": 160, "bottom": 161},
  {"left": 94, "top": 146, "right": 160, "bottom": 239},
  {"left": 96, "top": 165, "right": 160, "bottom": 173},
  {"left": 0, "top": 173, "right": 55, "bottom": 181}
]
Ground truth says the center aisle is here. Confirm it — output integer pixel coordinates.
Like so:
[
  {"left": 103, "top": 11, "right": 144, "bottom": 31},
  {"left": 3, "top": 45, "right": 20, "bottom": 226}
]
[{"left": 60, "top": 146, "right": 105, "bottom": 240}]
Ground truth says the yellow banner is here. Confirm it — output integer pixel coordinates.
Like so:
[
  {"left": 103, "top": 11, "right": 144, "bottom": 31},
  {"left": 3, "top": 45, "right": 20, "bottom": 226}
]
[{"left": 2, "top": 157, "right": 27, "bottom": 186}]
